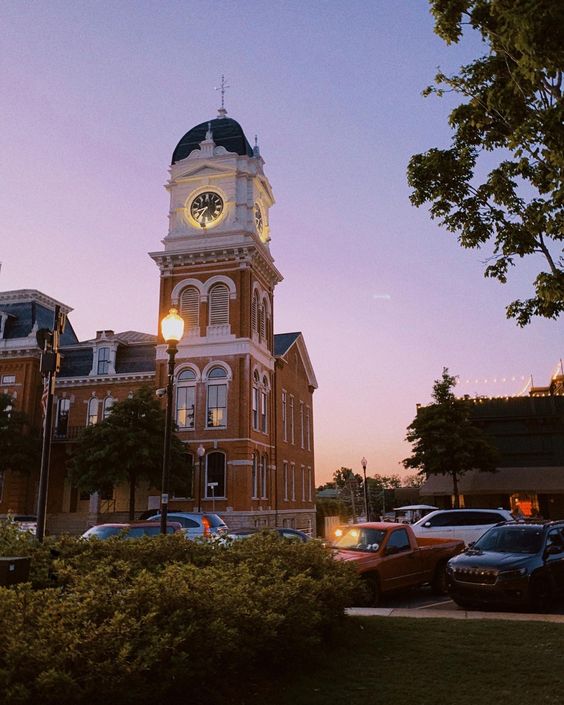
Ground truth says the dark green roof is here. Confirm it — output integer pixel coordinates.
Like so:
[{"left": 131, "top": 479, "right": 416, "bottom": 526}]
[
  {"left": 172, "top": 117, "right": 253, "bottom": 164},
  {"left": 274, "top": 332, "right": 301, "bottom": 356}
]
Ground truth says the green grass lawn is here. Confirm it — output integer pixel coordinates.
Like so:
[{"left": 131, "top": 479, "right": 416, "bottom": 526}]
[{"left": 243, "top": 617, "right": 564, "bottom": 705}]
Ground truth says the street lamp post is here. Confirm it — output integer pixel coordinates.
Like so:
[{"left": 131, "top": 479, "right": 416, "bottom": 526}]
[
  {"left": 196, "top": 443, "right": 205, "bottom": 513},
  {"left": 361, "top": 457, "right": 369, "bottom": 522},
  {"left": 160, "top": 308, "right": 184, "bottom": 535}
]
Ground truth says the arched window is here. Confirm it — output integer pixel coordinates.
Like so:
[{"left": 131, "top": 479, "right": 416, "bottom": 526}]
[
  {"left": 252, "top": 370, "right": 260, "bottom": 430},
  {"left": 261, "top": 454, "right": 268, "bottom": 499},
  {"left": 103, "top": 396, "right": 115, "bottom": 420},
  {"left": 179, "top": 286, "right": 200, "bottom": 332},
  {"left": 251, "top": 290, "right": 259, "bottom": 333},
  {"left": 56, "top": 397, "right": 70, "bottom": 436},
  {"left": 206, "top": 366, "right": 228, "bottom": 428},
  {"left": 209, "top": 284, "right": 229, "bottom": 325},
  {"left": 251, "top": 452, "right": 258, "bottom": 498},
  {"left": 176, "top": 368, "right": 197, "bottom": 429},
  {"left": 87, "top": 397, "right": 98, "bottom": 426},
  {"left": 206, "top": 451, "right": 226, "bottom": 498}
]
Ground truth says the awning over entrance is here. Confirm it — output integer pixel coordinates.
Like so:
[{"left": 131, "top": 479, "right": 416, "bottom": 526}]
[{"left": 420, "top": 466, "right": 564, "bottom": 496}]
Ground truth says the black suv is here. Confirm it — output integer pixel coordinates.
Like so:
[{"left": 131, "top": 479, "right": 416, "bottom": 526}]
[{"left": 446, "top": 520, "right": 564, "bottom": 611}]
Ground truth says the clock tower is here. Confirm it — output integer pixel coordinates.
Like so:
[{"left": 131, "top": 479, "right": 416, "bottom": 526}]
[{"left": 149, "top": 109, "right": 287, "bottom": 525}]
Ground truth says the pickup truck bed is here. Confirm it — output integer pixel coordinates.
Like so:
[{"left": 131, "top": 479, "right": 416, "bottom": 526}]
[{"left": 332, "top": 522, "right": 464, "bottom": 605}]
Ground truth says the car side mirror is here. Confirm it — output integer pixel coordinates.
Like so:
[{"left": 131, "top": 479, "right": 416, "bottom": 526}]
[
  {"left": 385, "top": 545, "right": 400, "bottom": 556},
  {"left": 423, "top": 521, "right": 431, "bottom": 527},
  {"left": 545, "top": 544, "right": 564, "bottom": 557}
]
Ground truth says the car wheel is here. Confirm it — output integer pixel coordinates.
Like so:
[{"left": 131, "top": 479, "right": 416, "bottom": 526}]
[
  {"left": 431, "top": 561, "right": 448, "bottom": 595},
  {"left": 361, "top": 574, "right": 381, "bottom": 607},
  {"left": 528, "top": 576, "right": 553, "bottom": 613}
]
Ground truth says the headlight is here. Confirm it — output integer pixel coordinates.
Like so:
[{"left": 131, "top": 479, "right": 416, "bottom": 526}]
[{"left": 497, "top": 567, "right": 527, "bottom": 581}]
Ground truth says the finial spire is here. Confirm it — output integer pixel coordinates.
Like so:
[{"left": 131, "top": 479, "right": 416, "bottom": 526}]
[
  {"left": 253, "top": 134, "right": 260, "bottom": 157},
  {"left": 215, "top": 74, "right": 230, "bottom": 118}
]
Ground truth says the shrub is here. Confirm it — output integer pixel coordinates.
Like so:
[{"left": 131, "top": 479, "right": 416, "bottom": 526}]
[{"left": 0, "top": 532, "right": 358, "bottom": 704}]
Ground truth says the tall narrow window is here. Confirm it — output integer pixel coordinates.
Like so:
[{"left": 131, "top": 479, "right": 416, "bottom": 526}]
[
  {"left": 252, "top": 452, "right": 258, "bottom": 498},
  {"left": 206, "top": 451, "right": 226, "bottom": 497},
  {"left": 291, "top": 463, "right": 296, "bottom": 501},
  {"left": 180, "top": 286, "right": 200, "bottom": 332},
  {"left": 283, "top": 461, "right": 288, "bottom": 501},
  {"left": 176, "top": 369, "right": 196, "bottom": 429},
  {"left": 251, "top": 290, "right": 259, "bottom": 333},
  {"left": 207, "top": 366, "right": 228, "bottom": 428},
  {"left": 261, "top": 454, "right": 268, "bottom": 498},
  {"left": 103, "top": 396, "right": 115, "bottom": 420},
  {"left": 261, "top": 376, "right": 268, "bottom": 433},
  {"left": 56, "top": 398, "right": 70, "bottom": 436},
  {"left": 209, "top": 284, "right": 229, "bottom": 325},
  {"left": 282, "top": 391, "right": 287, "bottom": 441},
  {"left": 300, "top": 401, "right": 304, "bottom": 448},
  {"left": 259, "top": 298, "right": 267, "bottom": 339},
  {"left": 97, "top": 347, "right": 110, "bottom": 375},
  {"left": 306, "top": 406, "right": 311, "bottom": 451},
  {"left": 301, "top": 465, "right": 306, "bottom": 501},
  {"left": 307, "top": 467, "right": 312, "bottom": 501},
  {"left": 252, "top": 370, "right": 259, "bottom": 430},
  {"left": 289, "top": 395, "right": 295, "bottom": 445},
  {"left": 87, "top": 397, "right": 98, "bottom": 426}
]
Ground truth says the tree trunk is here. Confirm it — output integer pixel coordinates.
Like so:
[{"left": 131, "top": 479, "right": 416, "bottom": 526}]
[
  {"left": 451, "top": 471, "right": 460, "bottom": 508},
  {"left": 128, "top": 477, "right": 136, "bottom": 521}
]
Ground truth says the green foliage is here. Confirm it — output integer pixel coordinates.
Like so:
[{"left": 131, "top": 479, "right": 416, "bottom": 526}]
[
  {"left": 403, "top": 368, "right": 500, "bottom": 506},
  {"left": 68, "top": 386, "right": 189, "bottom": 519},
  {"left": 0, "top": 394, "right": 41, "bottom": 475},
  {"left": 408, "top": 0, "right": 564, "bottom": 325},
  {"left": 0, "top": 530, "right": 358, "bottom": 705}
]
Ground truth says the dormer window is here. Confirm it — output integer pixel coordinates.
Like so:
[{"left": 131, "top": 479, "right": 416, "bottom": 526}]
[{"left": 97, "top": 347, "right": 111, "bottom": 375}]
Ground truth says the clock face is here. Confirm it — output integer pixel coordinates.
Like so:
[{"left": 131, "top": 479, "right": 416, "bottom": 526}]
[
  {"left": 254, "top": 204, "right": 264, "bottom": 235},
  {"left": 190, "top": 191, "right": 224, "bottom": 226}
]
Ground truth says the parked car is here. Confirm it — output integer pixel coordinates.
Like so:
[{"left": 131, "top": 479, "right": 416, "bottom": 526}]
[
  {"left": 226, "top": 527, "right": 310, "bottom": 542},
  {"left": 81, "top": 521, "right": 183, "bottom": 539},
  {"left": 145, "top": 512, "right": 228, "bottom": 538},
  {"left": 411, "top": 508, "right": 514, "bottom": 545},
  {"left": 391, "top": 505, "right": 438, "bottom": 524},
  {"left": 447, "top": 520, "right": 564, "bottom": 611},
  {"left": 331, "top": 522, "right": 464, "bottom": 605},
  {"left": 0, "top": 514, "right": 37, "bottom": 534}
]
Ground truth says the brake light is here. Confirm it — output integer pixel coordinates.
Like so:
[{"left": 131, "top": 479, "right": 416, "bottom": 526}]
[{"left": 202, "top": 516, "right": 211, "bottom": 536}]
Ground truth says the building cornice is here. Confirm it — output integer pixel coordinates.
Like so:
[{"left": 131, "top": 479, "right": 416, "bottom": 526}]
[
  {"left": 0, "top": 289, "right": 73, "bottom": 314},
  {"left": 56, "top": 372, "right": 155, "bottom": 387}
]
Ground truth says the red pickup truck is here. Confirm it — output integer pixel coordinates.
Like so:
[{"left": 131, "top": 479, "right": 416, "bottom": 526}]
[{"left": 332, "top": 522, "right": 464, "bottom": 605}]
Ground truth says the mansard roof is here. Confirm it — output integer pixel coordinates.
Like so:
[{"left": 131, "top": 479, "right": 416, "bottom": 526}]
[{"left": 0, "top": 290, "right": 78, "bottom": 345}]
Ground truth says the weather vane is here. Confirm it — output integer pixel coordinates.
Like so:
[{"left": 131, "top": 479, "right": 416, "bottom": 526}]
[{"left": 215, "top": 74, "right": 230, "bottom": 117}]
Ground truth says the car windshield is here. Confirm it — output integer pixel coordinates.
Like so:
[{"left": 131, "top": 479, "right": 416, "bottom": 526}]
[
  {"left": 473, "top": 526, "right": 544, "bottom": 554},
  {"left": 332, "top": 527, "right": 386, "bottom": 552}
]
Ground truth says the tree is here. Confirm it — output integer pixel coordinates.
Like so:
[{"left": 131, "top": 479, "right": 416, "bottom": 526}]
[
  {"left": 0, "top": 393, "right": 41, "bottom": 475},
  {"left": 333, "top": 467, "right": 363, "bottom": 521},
  {"left": 402, "top": 474, "right": 425, "bottom": 489},
  {"left": 407, "top": 1, "right": 564, "bottom": 325},
  {"left": 68, "top": 386, "right": 189, "bottom": 520},
  {"left": 403, "top": 368, "right": 499, "bottom": 507}
]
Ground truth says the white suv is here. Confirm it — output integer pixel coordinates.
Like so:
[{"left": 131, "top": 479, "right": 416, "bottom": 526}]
[{"left": 411, "top": 508, "right": 514, "bottom": 545}]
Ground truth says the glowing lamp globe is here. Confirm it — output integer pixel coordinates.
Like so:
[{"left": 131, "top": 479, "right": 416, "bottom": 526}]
[{"left": 161, "top": 308, "right": 184, "bottom": 342}]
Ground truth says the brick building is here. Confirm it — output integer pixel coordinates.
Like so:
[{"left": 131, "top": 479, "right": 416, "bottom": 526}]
[{"left": 0, "top": 111, "right": 318, "bottom": 534}]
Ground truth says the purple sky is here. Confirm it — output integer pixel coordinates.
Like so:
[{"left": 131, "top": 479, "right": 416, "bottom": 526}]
[{"left": 2, "top": 1, "right": 561, "bottom": 484}]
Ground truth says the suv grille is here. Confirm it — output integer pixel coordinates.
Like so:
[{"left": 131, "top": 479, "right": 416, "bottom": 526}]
[{"left": 452, "top": 567, "right": 497, "bottom": 585}]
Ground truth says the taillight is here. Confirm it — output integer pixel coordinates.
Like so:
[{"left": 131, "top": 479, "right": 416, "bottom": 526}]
[{"left": 202, "top": 516, "right": 211, "bottom": 536}]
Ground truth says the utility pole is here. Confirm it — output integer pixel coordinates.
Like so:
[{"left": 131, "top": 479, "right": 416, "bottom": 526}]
[{"left": 36, "top": 306, "right": 66, "bottom": 542}]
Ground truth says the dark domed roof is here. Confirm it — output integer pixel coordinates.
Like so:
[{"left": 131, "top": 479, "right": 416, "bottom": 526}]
[{"left": 172, "top": 117, "right": 254, "bottom": 164}]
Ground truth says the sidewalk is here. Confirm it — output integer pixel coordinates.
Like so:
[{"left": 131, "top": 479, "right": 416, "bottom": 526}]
[{"left": 347, "top": 607, "right": 564, "bottom": 623}]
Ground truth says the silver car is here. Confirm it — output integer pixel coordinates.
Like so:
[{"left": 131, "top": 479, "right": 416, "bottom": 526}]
[
  {"left": 411, "top": 508, "right": 514, "bottom": 545},
  {"left": 146, "top": 512, "right": 228, "bottom": 539}
]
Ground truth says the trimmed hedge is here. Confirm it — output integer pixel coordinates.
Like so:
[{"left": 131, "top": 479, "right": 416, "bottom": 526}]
[{"left": 0, "top": 525, "right": 358, "bottom": 704}]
